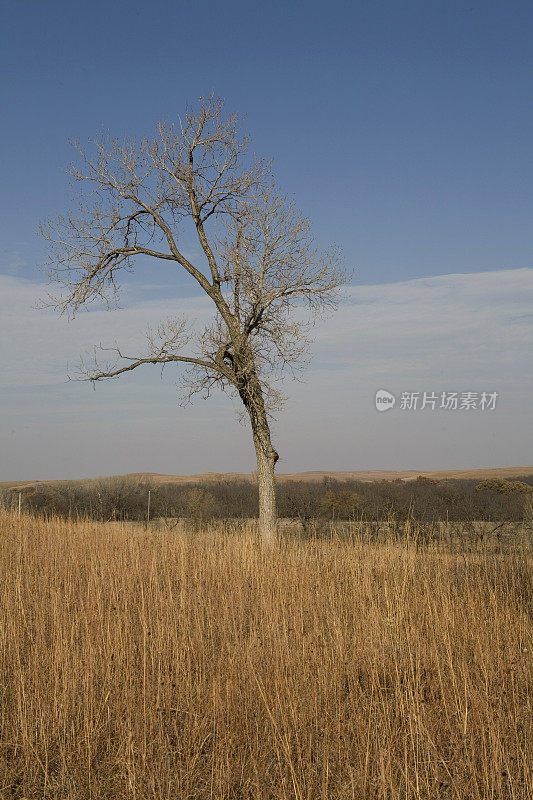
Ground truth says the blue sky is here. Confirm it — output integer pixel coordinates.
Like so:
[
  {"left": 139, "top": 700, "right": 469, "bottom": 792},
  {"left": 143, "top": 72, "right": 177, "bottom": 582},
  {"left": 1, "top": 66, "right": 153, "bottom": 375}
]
[{"left": 1, "top": 0, "right": 532, "bottom": 478}]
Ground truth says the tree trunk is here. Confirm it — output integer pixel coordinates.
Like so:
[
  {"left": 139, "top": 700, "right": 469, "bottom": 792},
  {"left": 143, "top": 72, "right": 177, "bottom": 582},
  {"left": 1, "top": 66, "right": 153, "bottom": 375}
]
[
  {"left": 254, "top": 435, "right": 278, "bottom": 544},
  {"left": 237, "top": 356, "right": 279, "bottom": 544}
]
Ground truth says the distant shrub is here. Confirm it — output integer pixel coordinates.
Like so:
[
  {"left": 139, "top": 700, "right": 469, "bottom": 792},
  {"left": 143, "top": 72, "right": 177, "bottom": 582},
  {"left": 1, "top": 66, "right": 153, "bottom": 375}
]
[
  {"left": 476, "top": 479, "right": 533, "bottom": 495},
  {"left": 182, "top": 488, "right": 217, "bottom": 530},
  {"left": 320, "top": 489, "right": 365, "bottom": 519}
]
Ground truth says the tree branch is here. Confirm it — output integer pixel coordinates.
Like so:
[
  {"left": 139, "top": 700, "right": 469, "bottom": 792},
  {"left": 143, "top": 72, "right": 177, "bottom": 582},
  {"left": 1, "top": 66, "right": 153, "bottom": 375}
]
[{"left": 83, "top": 352, "right": 235, "bottom": 384}]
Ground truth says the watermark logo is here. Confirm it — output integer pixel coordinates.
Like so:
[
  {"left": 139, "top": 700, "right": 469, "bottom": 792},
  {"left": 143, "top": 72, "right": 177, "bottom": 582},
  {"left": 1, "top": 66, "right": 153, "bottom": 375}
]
[
  {"left": 375, "top": 389, "right": 396, "bottom": 411},
  {"left": 375, "top": 390, "right": 498, "bottom": 412}
]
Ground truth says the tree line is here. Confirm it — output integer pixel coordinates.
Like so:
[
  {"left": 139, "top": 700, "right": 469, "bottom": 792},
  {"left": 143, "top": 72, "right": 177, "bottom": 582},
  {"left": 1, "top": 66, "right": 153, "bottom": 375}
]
[{"left": 3, "top": 474, "right": 532, "bottom": 527}]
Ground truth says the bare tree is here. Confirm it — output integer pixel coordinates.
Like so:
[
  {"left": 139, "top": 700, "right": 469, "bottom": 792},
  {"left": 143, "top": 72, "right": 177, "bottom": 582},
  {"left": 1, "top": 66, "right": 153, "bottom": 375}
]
[{"left": 40, "top": 95, "right": 347, "bottom": 543}]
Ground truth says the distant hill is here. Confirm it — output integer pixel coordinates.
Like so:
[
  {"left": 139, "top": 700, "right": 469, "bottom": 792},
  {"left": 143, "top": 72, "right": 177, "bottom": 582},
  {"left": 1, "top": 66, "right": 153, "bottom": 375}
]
[{"left": 2, "top": 466, "right": 533, "bottom": 493}]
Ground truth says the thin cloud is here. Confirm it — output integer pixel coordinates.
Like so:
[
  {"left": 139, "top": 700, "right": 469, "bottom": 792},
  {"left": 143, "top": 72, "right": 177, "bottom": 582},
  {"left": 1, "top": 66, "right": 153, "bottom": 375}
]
[{"left": 0, "top": 268, "right": 531, "bottom": 478}]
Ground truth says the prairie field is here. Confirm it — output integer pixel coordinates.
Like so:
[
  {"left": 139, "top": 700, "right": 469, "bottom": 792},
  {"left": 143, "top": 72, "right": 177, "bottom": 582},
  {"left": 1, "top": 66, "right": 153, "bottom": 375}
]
[{"left": 0, "top": 512, "right": 531, "bottom": 799}]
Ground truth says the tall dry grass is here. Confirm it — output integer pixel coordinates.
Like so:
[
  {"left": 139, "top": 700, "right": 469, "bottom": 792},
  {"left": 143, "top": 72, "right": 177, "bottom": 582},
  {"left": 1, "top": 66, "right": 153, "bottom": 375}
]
[{"left": 0, "top": 511, "right": 531, "bottom": 799}]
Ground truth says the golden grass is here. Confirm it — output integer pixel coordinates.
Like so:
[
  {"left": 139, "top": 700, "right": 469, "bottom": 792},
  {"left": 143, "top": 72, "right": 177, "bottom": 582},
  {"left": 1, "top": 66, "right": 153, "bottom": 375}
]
[{"left": 0, "top": 512, "right": 531, "bottom": 799}]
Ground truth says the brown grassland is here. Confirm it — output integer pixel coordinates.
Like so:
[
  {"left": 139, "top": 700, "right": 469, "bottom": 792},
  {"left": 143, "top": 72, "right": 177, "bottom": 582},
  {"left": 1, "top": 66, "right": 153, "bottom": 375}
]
[
  {"left": 2, "top": 465, "right": 532, "bottom": 493},
  {"left": 0, "top": 511, "right": 531, "bottom": 799}
]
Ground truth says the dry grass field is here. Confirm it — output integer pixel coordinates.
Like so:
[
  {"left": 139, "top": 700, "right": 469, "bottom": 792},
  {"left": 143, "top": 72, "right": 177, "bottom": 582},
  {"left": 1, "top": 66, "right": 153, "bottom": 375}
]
[{"left": 0, "top": 511, "right": 531, "bottom": 799}]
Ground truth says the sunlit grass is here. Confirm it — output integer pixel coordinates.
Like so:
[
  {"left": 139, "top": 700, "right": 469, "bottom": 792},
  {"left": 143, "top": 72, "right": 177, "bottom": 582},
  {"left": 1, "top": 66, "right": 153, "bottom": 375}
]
[{"left": 0, "top": 511, "right": 531, "bottom": 798}]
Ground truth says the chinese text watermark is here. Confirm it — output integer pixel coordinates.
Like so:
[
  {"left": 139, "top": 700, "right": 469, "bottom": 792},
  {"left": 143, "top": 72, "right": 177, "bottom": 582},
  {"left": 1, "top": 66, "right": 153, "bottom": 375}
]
[{"left": 375, "top": 389, "right": 498, "bottom": 412}]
